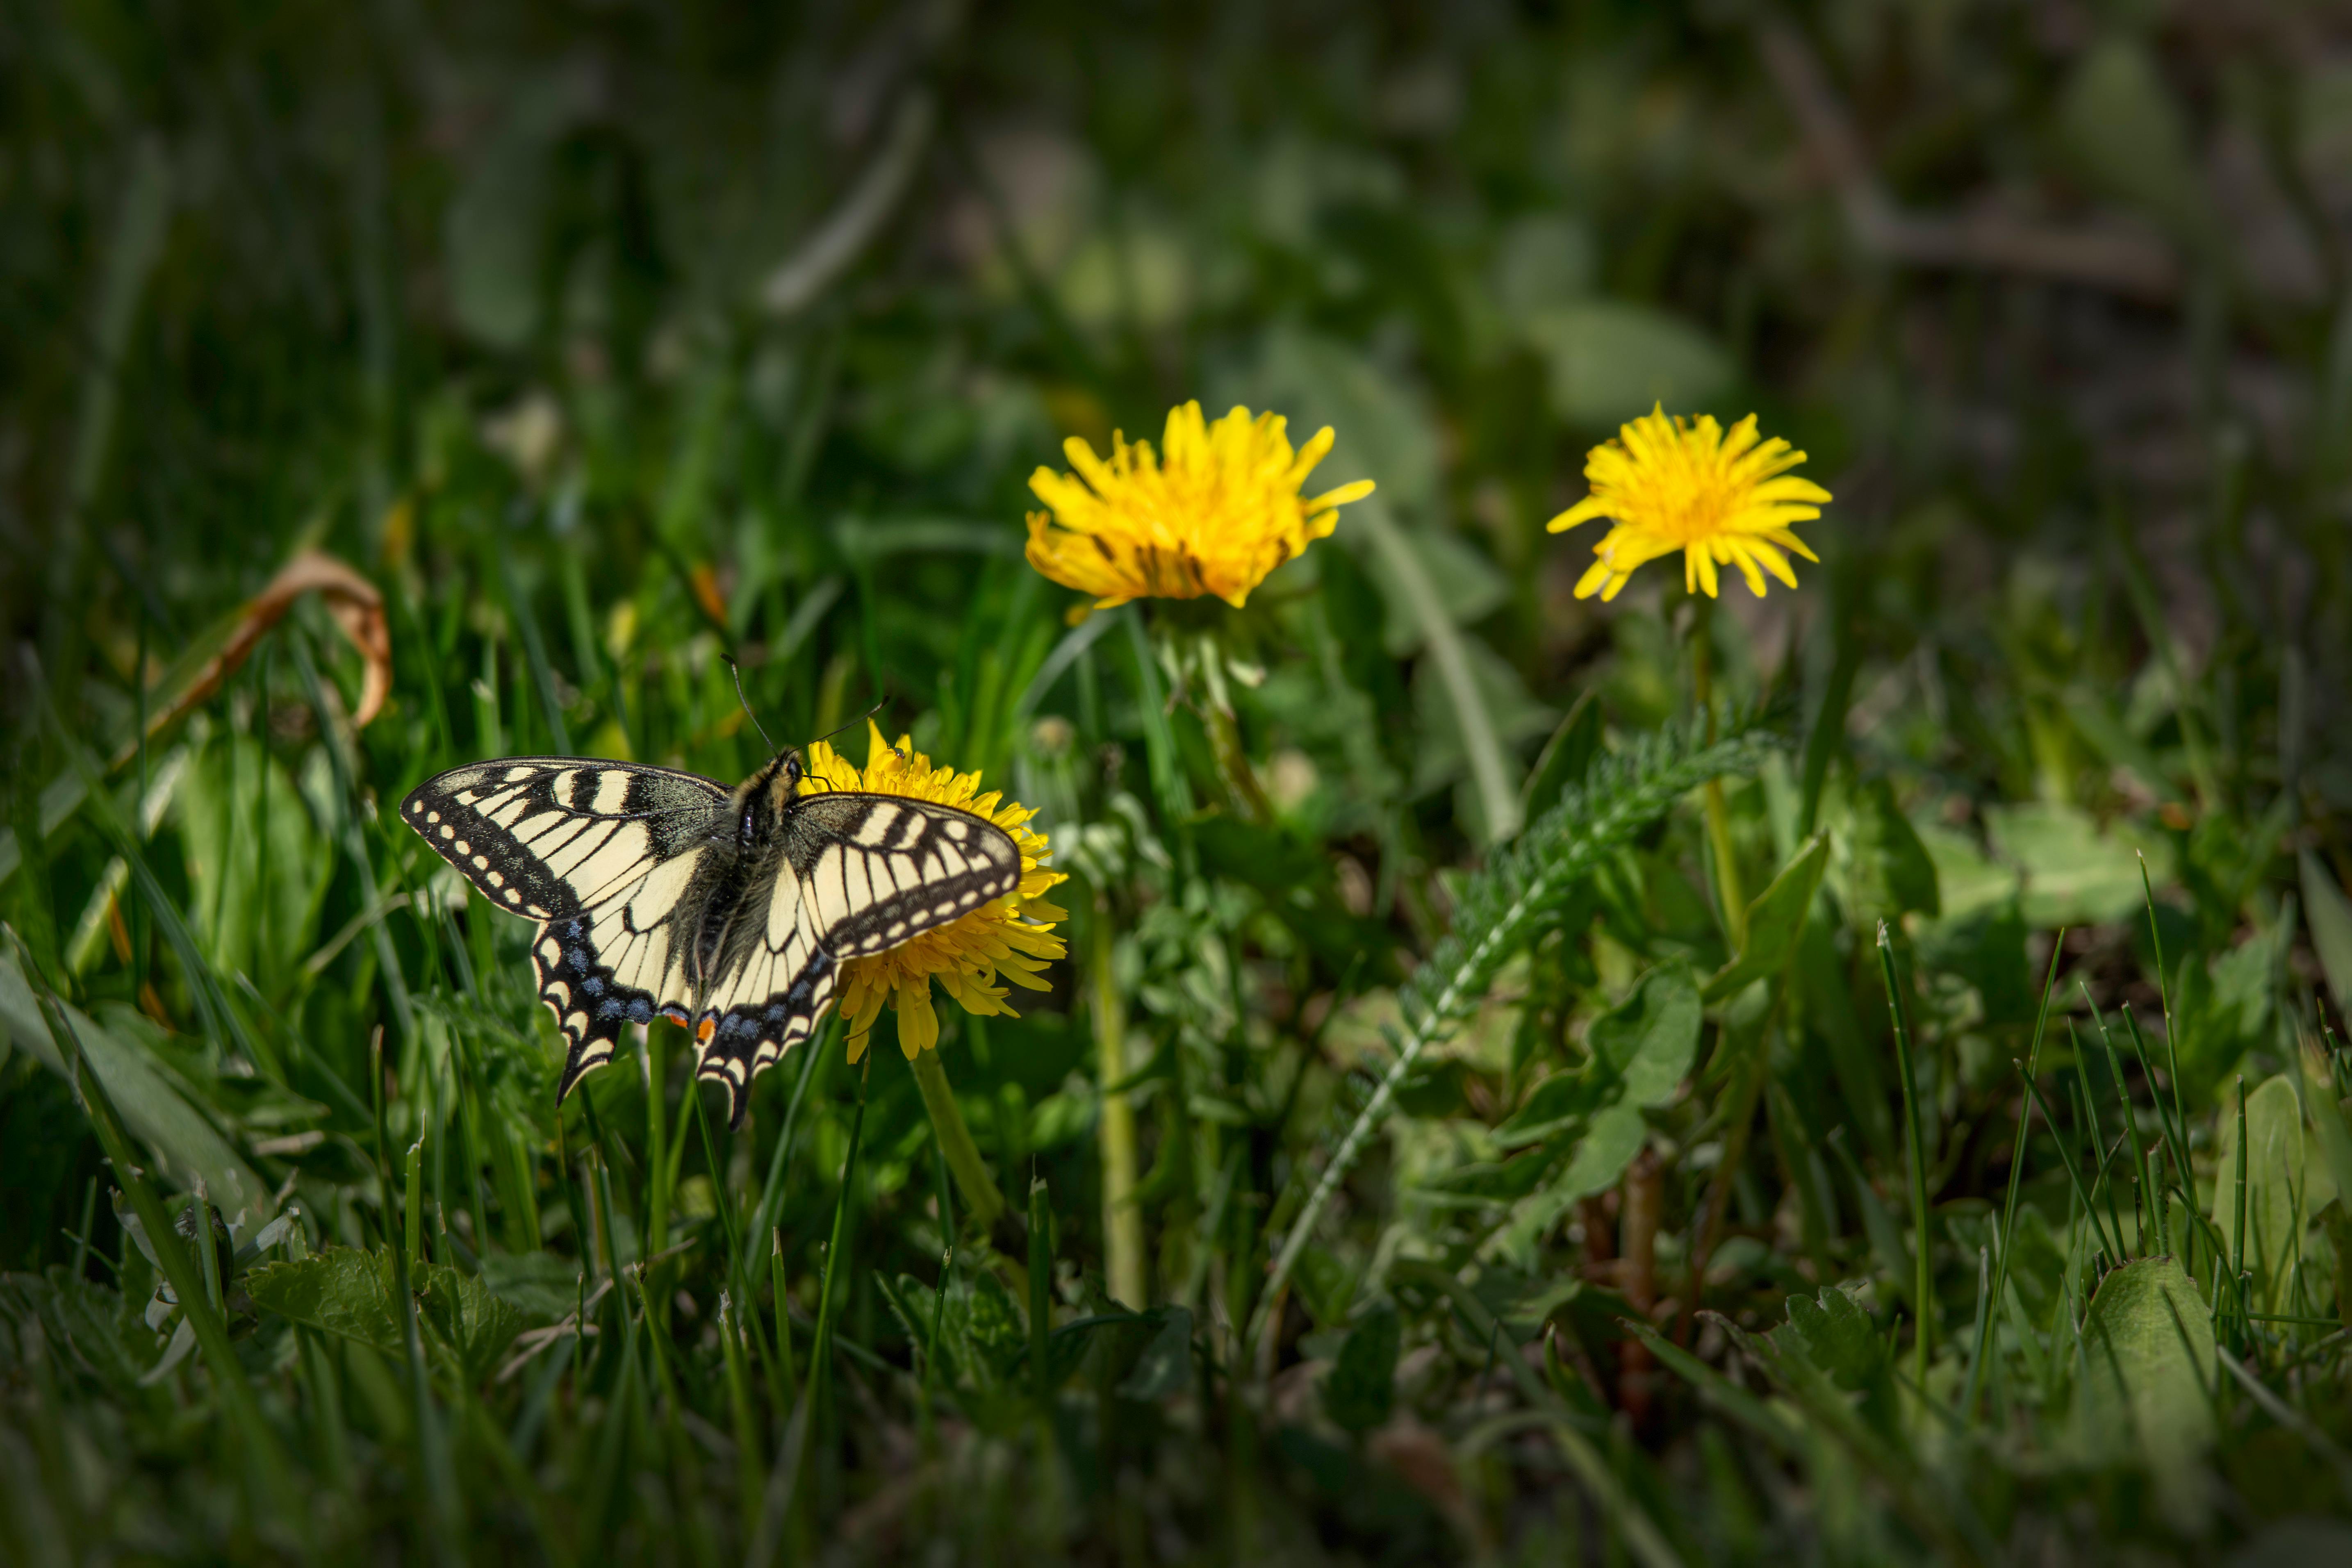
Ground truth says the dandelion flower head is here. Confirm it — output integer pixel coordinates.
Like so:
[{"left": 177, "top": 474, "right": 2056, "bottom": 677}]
[
  {"left": 804, "top": 721, "right": 1068, "bottom": 1062},
  {"left": 1547, "top": 406, "right": 1830, "bottom": 602},
  {"left": 1025, "top": 401, "right": 1375, "bottom": 620}
]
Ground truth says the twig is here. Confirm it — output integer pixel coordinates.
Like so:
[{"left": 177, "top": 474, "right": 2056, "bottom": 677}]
[
  {"left": 759, "top": 93, "right": 936, "bottom": 317},
  {"left": 1755, "top": 20, "right": 2179, "bottom": 301}
]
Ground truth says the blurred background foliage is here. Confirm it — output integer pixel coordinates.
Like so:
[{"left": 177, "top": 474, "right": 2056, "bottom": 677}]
[{"left": 5, "top": 0, "right": 2352, "bottom": 1562}]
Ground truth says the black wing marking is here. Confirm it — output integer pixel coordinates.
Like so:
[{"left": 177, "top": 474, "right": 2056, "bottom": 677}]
[
  {"left": 401, "top": 758, "right": 728, "bottom": 1097},
  {"left": 687, "top": 792, "right": 1023, "bottom": 1128}
]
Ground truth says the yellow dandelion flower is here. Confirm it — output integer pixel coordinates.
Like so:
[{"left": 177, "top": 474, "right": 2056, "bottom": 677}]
[
  {"left": 1547, "top": 405, "right": 1831, "bottom": 602},
  {"left": 804, "top": 721, "right": 1069, "bottom": 1063},
  {"left": 1025, "top": 400, "right": 1375, "bottom": 620}
]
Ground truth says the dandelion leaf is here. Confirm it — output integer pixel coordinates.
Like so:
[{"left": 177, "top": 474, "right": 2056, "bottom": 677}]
[{"left": 2070, "top": 1255, "right": 2217, "bottom": 1519}]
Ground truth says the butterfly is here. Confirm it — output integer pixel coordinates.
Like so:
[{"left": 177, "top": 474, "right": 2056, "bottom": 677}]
[{"left": 400, "top": 748, "right": 1021, "bottom": 1127}]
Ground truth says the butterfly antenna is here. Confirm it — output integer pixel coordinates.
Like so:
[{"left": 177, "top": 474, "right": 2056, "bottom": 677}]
[
  {"left": 724, "top": 657, "right": 780, "bottom": 754},
  {"left": 804, "top": 700, "right": 886, "bottom": 754},
  {"left": 795, "top": 703, "right": 890, "bottom": 790}
]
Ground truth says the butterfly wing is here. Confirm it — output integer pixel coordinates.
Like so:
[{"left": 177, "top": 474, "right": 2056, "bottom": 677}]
[
  {"left": 688, "top": 792, "right": 1023, "bottom": 1126},
  {"left": 400, "top": 758, "right": 729, "bottom": 1097}
]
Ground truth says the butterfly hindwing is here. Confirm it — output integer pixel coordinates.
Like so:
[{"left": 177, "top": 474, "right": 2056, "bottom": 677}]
[
  {"left": 686, "top": 792, "right": 1022, "bottom": 1126},
  {"left": 402, "top": 758, "right": 729, "bottom": 1095},
  {"left": 784, "top": 793, "right": 1025, "bottom": 954}
]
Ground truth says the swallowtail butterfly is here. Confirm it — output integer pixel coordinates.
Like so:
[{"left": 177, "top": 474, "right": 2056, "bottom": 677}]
[{"left": 401, "top": 749, "right": 1020, "bottom": 1127}]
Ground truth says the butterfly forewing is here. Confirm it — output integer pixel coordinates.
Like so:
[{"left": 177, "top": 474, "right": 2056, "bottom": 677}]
[{"left": 401, "top": 759, "right": 728, "bottom": 1095}]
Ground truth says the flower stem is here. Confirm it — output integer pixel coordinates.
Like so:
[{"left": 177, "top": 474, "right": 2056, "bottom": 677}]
[
  {"left": 1875, "top": 923, "right": 1933, "bottom": 1389},
  {"left": 1692, "top": 602, "right": 1746, "bottom": 951},
  {"left": 809, "top": 1055, "right": 871, "bottom": 1422},
  {"left": 1091, "top": 904, "right": 1146, "bottom": 1306},
  {"left": 908, "top": 1044, "right": 1006, "bottom": 1230}
]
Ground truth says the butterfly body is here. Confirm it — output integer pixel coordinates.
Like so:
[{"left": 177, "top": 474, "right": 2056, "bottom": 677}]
[{"left": 400, "top": 749, "right": 1021, "bottom": 1126}]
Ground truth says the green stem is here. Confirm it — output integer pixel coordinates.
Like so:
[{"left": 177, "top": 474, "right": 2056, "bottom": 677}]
[
  {"left": 1968, "top": 932, "right": 2066, "bottom": 1417},
  {"left": 689, "top": 1072, "right": 742, "bottom": 1289},
  {"left": 1091, "top": 904, "right": 1145, "bottom": 1306},
  {"left": 2234, "top": 1074, "right": 2250, "bottom": 1343},
  {"left": 1029, "top": 1176, "right": 1054, "bottom": 1413},
  {"left": 1875, "top": 923, "right": 1933, "bottom": 1389},
  {"left": 908, "top": 1043, "right": 1006, "bottom": 1229},
  {"left": 720, "top": 1295, "right": 764, "bottom": 1545},
  {"left": 404, "top": 1134, "right": 425, "bottom": 1270},
  {"left": 646, "top": 1024, "right": 670, "bottom": 1265},
  {"left": 808, "top": 1056, "right": 871, "bottom": 1418},
  {"left": 1693, "top": 604, "right": 1746, "bottom": 951}
]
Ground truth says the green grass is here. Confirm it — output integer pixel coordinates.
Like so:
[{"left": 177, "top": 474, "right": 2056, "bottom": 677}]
[{"left": 6, "top": 3, "right": 2352, "bottom": 1562}]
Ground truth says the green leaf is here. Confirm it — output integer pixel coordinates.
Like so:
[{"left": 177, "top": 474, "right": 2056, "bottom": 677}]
[
  {"left": 0, "top": 951, "right": 272, "bottom": 1222},
  {"left": 1519, "top": 690, "right": 1603, "bottom": 826},
  {"left": 963, "top": 1270, "right": 1027, "bottom": 1379},
  {"left": 1705, "top": 835, "right": 1829, "bottom": 1002},
  {"left": 246, "top": 1247, "right": 403, "bottom": 1358},
  {"left": 1552, "top": 1103, "right": 1649, "bottom": 1206},
  {"left": 1833, "top": 780, "right": 1940, "bottom": 925},
  {"left": 1498, "top": 962, "right": 1700, "bottom": 1148},
  {"left": 1594, "top": 963, "right": 1703, "bottom": 1104},
  {"left": 1915, "top": 822, "right": 2021, "bottom": 924},
  {"left": 2070, "top": 1256, "right": 2218, "bottom": 1496},
  {"left": 1494, "top": 1073, "right": 1611, "bottom": 1149},
  {"left": 2056, "top": 37, "right": 2209, "bottom": 243},
  {"left": 1114, "top": 1306, "right": 1194, "bottom": 1402},
  {"left": 1414, "top": 1149, "right": 1566, "bottom": 1205},
  {"left": 1521, "top": 301, "right": 1733, "bottom": 429},
  {"left": 1775, "top": 1284, "right": 1889, "bottom": 1397},
  {"left": 2300, "top": 850, "right": 2352, "bottom": 1020},
  {"left": 479, "top": 1250, "right": 587, "bottom": 1322},
  {"left": 1292, "top": 1247, "right": 1359, "bottom": 1330},
  {"left": 1492, "top": 214, "right": 1598, "bottom": 317},
  {"left": 1321, "top": 1300, "right": 1400, "bottom": 1434},
  {"left": 417, "top": 1262, "right": 530, "bottom": 1382},
  {"left": 2210, "top": 1074, "right": 2338, "bottom": 1316},
  {"left": 1984, "top": 803, "right": 2172, "bottom": 929}
]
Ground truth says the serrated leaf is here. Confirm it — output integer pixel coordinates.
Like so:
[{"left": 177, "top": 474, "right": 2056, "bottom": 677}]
[
  {"left": 963, "top": 1270, "right": 1026, "bottom": 1379},
  {"left": 479, "top": 1250, "right": 585, "bottom": 1322},
  {"left": 417, "top": 1262, "right": 529, "bottom": 1382},
  {"left": 1775, "top": 1285, "right": 1888, "bottom": 1396},
  {"left": 245, "top": 1247, "right": 402, "bottom": 1358}
]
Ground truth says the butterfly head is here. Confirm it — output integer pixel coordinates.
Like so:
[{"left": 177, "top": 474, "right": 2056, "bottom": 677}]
[{"left": 731, "top": 748, "right": 806, "bottom": 846}]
